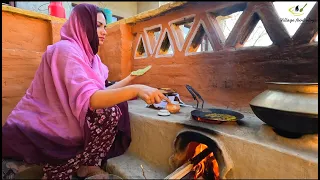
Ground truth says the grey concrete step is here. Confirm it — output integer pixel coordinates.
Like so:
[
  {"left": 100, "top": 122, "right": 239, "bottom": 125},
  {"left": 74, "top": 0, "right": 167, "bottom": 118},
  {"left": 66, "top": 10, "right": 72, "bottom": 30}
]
[{"left": 105, "top": 153, "right": 168, "bottom": 179}]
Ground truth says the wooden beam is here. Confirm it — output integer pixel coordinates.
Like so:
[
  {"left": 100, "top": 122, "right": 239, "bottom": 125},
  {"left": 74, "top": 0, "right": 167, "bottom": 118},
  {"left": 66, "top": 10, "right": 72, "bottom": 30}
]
[
  {"left": 164, "top": 161, "right": 194, "bottom": 179},
  {"left": 165, "top": 148, "right": 212, "bottom": 179},
  {"left": 205, "top": 2, "right": 247, "bottom": 15},
  {"left": 210, "top": 2, "right": 247, "bottom": 16}
]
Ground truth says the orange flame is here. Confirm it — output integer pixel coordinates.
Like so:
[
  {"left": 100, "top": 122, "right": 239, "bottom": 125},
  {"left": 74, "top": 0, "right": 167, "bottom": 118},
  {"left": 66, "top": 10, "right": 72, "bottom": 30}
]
[{"left": 192, "top": 144, "right": 219, "bottom": 180}]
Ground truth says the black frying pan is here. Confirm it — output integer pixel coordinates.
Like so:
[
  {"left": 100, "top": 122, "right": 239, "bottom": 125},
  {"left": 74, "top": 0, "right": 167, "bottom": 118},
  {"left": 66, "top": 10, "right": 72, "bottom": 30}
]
[{"left": 186, "top": 85, "right": 244, "bottom": 123}]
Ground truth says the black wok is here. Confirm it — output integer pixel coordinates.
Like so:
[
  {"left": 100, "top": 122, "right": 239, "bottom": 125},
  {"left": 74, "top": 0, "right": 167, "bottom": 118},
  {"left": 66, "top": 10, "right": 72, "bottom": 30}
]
[{"left": 250, "top": 105, "right": 318, "bottom": 135}]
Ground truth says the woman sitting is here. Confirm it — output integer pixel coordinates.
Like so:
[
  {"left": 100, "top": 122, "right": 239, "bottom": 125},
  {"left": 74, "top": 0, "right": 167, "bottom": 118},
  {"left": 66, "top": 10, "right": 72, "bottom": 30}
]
[{"left": 2, "top": 3, "right": 169, "bottom": 179}]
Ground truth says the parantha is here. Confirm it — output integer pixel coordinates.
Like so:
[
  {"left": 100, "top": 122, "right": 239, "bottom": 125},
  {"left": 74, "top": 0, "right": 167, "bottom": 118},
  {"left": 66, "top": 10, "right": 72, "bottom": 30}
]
[
  {"left": 204, "top": 113, "right": 237, "bottom": 121},
  {"left": 131, "top": 65, "right": 152, "bottom": 76}
]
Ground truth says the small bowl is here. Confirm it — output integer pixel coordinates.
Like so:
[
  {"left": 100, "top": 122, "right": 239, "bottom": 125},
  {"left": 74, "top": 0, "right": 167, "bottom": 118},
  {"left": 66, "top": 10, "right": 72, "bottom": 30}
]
[
  {"left": 166, "top": 101, "right": 181, "bottom": 114},
  {"left": 158, "top": 109, "right": 170, "bottom": 116}
]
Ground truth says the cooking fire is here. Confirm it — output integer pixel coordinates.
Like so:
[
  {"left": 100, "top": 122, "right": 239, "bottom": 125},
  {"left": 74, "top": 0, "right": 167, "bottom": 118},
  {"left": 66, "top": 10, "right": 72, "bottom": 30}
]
[
  {"left": 166, "top": 143, "right": 219, "bottom": 180},
  {"left": 192, "top": 144, "right": 219, "bottom": 180}
]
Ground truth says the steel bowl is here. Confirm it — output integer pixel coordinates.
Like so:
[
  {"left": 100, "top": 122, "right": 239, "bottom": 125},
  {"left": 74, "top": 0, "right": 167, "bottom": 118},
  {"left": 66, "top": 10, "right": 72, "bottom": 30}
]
[{"left": 250, "top": 82, "right": 318, "bottom": 135}]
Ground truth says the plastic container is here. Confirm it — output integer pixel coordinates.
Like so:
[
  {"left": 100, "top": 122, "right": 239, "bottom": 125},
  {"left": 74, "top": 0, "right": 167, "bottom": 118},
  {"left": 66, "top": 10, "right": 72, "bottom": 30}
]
[
  {"left": 48, "top": 2, "right": 66, "bottom": 18},
  {"left": 103, "top": 8, "right": 113, "bottom": 24}
]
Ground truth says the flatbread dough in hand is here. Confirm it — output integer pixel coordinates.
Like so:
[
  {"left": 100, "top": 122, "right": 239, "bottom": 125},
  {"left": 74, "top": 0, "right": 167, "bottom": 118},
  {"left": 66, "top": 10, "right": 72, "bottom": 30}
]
[{"left": 131, "top": 65, "right": 152, "bottom": 76}]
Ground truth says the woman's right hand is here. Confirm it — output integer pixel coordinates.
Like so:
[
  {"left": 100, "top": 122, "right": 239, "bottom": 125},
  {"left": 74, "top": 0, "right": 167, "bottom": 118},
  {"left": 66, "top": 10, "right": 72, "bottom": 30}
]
[
  {"left": 135, "top": 85, "right": 170, "bottom": 105},
  {"left": 90, "top": 84, "right": 171, "bottom": 109}
]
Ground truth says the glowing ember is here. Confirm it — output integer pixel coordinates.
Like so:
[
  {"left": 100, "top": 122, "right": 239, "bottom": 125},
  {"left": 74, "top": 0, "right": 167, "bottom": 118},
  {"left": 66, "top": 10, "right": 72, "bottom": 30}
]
[{"left": 192, "top": 144, "right": 219, "bottom": 180}]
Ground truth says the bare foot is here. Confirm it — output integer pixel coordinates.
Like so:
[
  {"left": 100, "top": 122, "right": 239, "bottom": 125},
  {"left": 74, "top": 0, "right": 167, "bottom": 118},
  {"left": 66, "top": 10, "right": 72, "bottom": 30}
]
[{"left": 77, "top": 166, "right": 106, "bottom": 177}]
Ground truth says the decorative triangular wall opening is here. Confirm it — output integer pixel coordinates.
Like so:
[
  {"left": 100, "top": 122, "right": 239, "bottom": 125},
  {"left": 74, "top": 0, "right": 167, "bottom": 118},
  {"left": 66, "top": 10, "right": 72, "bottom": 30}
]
[
  {"left": 144, "top": 25, "right": 162, "bottom": 55},
  {"left": 206, "top": 3, "right": 247, "bottom": 44},
  {"left": 155, "top": 28, "right": 174, "bottom": 57},
  {"left": 243, "top": 20, "right": 273, "bottom": 47},
  {"left": 185, "top": 20, "right": 214, "bottom": 55},
  {"left": 215, "top": 11, "right": 243, "bottom": 41},
  {"left": 169, "top": 15, "right": 195, "bottom": 51},
  {"left": 134, "top": 35, "right": 147, "bottom": 59}
]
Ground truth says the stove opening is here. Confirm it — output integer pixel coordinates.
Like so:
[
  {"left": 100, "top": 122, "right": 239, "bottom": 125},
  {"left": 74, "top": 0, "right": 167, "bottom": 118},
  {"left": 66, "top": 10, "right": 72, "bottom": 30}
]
[{"left": 167, "top": 131, "right": 232, "bottom": 179}]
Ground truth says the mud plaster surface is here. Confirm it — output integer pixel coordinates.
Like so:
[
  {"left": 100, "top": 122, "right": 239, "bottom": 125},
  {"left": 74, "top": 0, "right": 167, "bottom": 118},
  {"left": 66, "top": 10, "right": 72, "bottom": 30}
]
[{"left": 106, "top": 99, "right": 318, "bottom": 179}]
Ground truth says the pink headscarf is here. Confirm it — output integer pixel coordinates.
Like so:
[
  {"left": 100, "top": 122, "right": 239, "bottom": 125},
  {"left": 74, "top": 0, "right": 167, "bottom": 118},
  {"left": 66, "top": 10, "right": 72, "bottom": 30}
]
[{"left": 3, "top": 3, "right": 109, "bottom": 161}]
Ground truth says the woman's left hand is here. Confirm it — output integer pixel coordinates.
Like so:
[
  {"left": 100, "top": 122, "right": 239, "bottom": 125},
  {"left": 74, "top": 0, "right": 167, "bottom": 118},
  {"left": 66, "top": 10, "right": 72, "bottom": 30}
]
[{"left": 128, "top": 74, "right": 137, "bottom": 81}]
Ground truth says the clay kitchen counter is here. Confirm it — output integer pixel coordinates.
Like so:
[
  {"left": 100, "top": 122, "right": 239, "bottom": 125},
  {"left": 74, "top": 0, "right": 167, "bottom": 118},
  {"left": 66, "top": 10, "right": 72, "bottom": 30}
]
[{"left": 127, "top": 99, "right": 318, "bottom": 163}]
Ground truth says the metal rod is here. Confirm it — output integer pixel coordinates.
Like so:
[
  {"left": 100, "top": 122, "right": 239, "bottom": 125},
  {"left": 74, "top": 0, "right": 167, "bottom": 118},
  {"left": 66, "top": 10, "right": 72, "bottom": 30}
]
[
  {"left": 186, "top": 85, "right": 199, "bottom": 108},
  {"left": 186, "top": 85, "right": 205, "bottom": 109}
]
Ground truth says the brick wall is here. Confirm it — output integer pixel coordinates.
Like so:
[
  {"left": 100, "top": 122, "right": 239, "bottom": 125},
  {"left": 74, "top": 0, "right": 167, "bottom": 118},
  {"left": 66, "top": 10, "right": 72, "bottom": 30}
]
[
  {"left": 2, "top": 10, "right": 53, "bottom": 125},
  {"left": 129, "top": 2, "right": 318, "bottom": 110},
  {"left": 98, "top": 23, "right": 133, "bottom": 81}
]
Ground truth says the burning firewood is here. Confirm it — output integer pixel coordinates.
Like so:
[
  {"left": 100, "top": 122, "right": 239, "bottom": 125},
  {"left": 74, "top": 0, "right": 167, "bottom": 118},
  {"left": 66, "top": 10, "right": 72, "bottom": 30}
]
[{"left": 165, "top": 144, "right": 220, "bottom": 180}]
